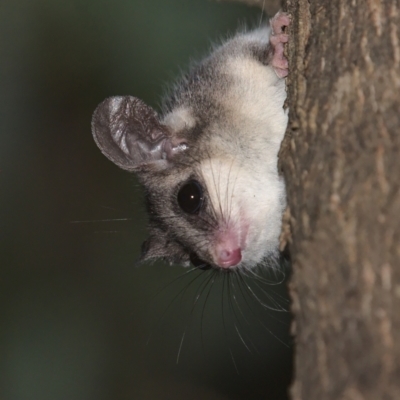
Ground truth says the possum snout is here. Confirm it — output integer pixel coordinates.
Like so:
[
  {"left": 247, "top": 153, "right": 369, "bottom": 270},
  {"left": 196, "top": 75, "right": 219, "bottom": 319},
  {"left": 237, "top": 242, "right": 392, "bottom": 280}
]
[
  {"left": 215, "top": 245, "right": 242, "bottom": 268},
  {"left": 213, "top": 224, "right": 247, "bottom": 269}
]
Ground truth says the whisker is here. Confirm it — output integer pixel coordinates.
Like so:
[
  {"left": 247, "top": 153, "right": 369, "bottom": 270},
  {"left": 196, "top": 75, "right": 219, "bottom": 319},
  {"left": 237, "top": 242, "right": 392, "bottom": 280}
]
[
  {"left": 225, "top": 157, "right": 236, "bottom": 227},
  {"left": 233, "top": 323, "right": 252, "bottom": 354},
  {"left": 146, "top": 269, "right": 205, "bottom": 346},
  {"left": 220, "top": 272, "right": 240, "bottom": 373},
  {"left": 148, "top": 267, "right": 198, "bottom": 307},
  {"left": 178, "top": 268, "right": 210, "bottom": 306},
  {"left": 200, "top": 271, "right": 217, "bottom": 350},
  {"left": 176, "top": 270, "right": 211, "bottom": 363},
  {"left": 93, "top": 230, "right": 128, "bottom": 234},
  {"left": 238, "top": 271, "right": 287, "bottom": 312},
  {"left": 229, "top": 347, "right": 239, "bottom": 375},
  {"left": 241, "top": 263, "right": 286, "bottom": 286},
  {"left": 234, "top": 271, "right": 290, "bottom": 346},
  {"left": 230, "top": 273, "right": 252, "bottom": 326},
  {"left": 208, "top": 153, "right": 224, "bottom": 221},
  {"left": 70, "top": 218, "right": 132, "bottom": 223},
  {"left": 248, "top": 278, "right": 290, "bottom": 311},
  {"left": 259, "top": 0, "right": 266, "bottom": 28},
  {"left": 176, "top": 331, "right": 186, "bottom": 364},
  {"left": 227, "top": 273, "right": 255, "bottom": 354}
]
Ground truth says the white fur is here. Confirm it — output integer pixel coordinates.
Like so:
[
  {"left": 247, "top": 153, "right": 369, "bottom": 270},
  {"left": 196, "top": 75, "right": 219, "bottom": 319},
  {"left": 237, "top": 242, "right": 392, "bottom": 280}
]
[
  {"left": 162, "top": 107, "right": 196, "bottom": 132},
  {"left": 198, "top": 56, "right": 287, "bottom": 268},
  {"left": 199, "top": 157, "right": 285, "bottom": 268}
]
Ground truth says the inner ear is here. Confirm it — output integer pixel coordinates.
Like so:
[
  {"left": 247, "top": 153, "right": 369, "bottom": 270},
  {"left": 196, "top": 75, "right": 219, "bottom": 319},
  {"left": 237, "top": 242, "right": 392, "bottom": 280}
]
[{"left": 91, "top": 96, "right": 187, "bottom": 171}]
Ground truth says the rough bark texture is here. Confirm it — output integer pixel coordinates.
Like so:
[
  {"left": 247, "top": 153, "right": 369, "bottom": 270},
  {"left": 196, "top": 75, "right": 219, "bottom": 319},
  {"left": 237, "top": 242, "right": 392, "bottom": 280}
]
[{"left": 279, "top": 0, "right": 400, "bottom": 399}]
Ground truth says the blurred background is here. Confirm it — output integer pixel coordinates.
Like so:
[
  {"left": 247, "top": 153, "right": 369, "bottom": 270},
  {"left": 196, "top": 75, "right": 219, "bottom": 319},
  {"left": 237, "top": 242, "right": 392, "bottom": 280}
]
[{"left": 0, "top": 0, "right": 293, "bottom": 399}]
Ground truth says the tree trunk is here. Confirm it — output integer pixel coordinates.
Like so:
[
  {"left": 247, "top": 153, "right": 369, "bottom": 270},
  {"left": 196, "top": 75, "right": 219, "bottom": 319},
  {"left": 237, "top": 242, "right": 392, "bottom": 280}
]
[{"left": 280, "top": 0, "right": 400, "bottom": 399}]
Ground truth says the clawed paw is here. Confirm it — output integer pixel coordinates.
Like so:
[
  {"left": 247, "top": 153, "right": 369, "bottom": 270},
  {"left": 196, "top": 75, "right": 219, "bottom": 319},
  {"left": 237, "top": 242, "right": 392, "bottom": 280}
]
[{"left": 269, "top": 11, "right": 290, "bottom": 78}]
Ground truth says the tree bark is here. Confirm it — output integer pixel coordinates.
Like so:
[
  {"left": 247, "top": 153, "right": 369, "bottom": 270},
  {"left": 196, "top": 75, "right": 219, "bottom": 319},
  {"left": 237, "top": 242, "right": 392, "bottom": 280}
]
[{"left": 280, "top": 0, "right": 400, "bottom": 399}]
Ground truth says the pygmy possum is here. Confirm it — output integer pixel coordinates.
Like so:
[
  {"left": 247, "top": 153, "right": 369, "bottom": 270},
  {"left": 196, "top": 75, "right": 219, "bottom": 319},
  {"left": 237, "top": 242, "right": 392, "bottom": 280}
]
[{"left": 91, "top": 11, "right": 290, "bottom": 272}]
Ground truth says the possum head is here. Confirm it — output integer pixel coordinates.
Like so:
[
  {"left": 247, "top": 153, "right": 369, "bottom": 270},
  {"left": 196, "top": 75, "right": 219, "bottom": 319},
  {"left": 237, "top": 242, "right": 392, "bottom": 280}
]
[
  {"left": 91, "top": 13, "right": 290, "bottom": 271},
  {"left": 92, "top": 89, "right": 286, "bottom": 271}
]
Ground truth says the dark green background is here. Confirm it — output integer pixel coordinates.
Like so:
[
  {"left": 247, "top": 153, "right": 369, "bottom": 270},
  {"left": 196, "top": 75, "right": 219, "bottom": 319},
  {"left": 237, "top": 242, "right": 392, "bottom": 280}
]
[{"left": 0, "top": 1, "right": 292, "bottom": 399}]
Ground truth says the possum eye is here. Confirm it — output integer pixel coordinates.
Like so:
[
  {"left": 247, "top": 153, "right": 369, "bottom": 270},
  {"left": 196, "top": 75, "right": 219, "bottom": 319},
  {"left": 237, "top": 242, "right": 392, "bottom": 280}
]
[{"left": 177, "top": 180, "right": 204, "bottom": 214}]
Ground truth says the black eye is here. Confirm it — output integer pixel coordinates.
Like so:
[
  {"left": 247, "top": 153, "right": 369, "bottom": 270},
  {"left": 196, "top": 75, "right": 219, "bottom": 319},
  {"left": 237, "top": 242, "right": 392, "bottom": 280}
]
[
  {"left": 190, "top": 253, "right": 212, "bottom": 270},
  {"left": 177, "top": 180, "right": 204, "bottom": 214}
]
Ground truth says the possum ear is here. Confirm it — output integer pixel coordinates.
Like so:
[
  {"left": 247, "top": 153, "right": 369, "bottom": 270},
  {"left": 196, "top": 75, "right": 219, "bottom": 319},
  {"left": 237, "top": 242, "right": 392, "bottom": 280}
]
[{"left": 91, "top": 96, "right": 188, "bottom": 171}]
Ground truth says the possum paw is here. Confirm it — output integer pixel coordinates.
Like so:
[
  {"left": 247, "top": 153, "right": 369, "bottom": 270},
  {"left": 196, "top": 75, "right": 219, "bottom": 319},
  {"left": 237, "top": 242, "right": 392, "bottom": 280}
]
[{"left": 269, "top": 11, "right": 290, "bottom": 78}]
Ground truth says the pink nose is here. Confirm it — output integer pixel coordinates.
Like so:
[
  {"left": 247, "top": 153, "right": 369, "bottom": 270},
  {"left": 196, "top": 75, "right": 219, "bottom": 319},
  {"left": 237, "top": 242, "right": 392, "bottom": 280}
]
[{"left": 216, "top": 247, "right": 242, "bottom": 269}]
